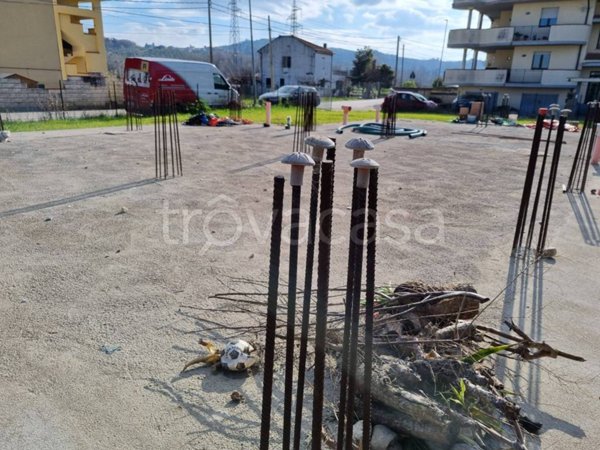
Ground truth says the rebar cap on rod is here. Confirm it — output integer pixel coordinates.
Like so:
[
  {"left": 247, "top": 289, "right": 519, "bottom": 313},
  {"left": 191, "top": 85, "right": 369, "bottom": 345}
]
[
  {"left": 345, "top": 137, "right": 375, "bottom": 159},
  {"left": 560, "top": 109, "right": 572, "bottom": 117},
  {"left": 305, "top": 136, "right": 335, "bottom": 162},
  {"left": 282, "top": 152, "right": 315, "bottom": 186},
  {"left": 350, "top": 158, "right": 379, "bottom": 188}
]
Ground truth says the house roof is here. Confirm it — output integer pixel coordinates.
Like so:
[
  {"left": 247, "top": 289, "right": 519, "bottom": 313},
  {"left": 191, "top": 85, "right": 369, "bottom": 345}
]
[{"left": 258, "top": 35, "right": 333, "bottom": 56}]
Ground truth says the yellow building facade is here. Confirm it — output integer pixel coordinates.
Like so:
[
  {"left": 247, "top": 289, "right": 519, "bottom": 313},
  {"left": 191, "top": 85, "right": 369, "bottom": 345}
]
[{"left": 0, "top": 0, "right": 108, "bottom": 89}]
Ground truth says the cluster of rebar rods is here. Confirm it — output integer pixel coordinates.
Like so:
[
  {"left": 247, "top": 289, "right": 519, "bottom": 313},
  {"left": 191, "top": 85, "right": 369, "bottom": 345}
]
[
  {"left": 566, "top": 101, "right": 600, "bottom": 193},
  {"left": 228, "top": 94, "right": 242, "bottom": 121},
  {"left": 260, "top": 94, "right": 381, "bottom": 447},
  {"left": 381, "top": 94, "right": 398, "bottom": 137},
  {"left": 336, "top": 148, "right": 379, "bottom": 450},
  {"left": 153, "top": 88, "right": 183, "bottom": 179},
  {"left": 124, "top": 83, "right": 143, "bottom": 131},
  {"left": 512, "top": 105, "right": 570, "bottom": 257}
]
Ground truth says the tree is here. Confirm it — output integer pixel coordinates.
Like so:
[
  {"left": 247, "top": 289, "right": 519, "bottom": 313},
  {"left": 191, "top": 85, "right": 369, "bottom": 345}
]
[
  {"left": 350, "top": 47, "right": 376, "bottom": 85},
  {"left": 432, "top": 77, "right": 444, "bottom": 88},
  {"left": 378, "top": 64, "right": 395, "bottom": 88},
  {"left": 402, "top": 79, "right": 417, "bottom": 88}
]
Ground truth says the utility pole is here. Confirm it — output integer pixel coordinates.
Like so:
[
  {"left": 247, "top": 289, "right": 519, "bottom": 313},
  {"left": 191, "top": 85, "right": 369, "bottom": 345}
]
[
  {"left": 438, "top": 19, "right": 449, "bottom": 79},
  {"left": 393, "top": 36, "right": 400, "bottom": 88},
  {"left": 400, "top": 44, "right": 405, "bottom": 86},
  {"left": 268, "top": 16, "right": 274, "bottom": 90},
  {"left": 249, "top": 0, "right": 257, "bottom": 105},
  {"left": 208, "top": 0, "right": 213, "bottom": 63}
]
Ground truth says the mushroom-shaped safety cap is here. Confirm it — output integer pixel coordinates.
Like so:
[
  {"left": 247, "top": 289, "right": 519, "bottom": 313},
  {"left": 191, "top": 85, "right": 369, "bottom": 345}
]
[
  {"left": 305, "top": 135, "right": 335, "bottom": 149},
  {"left": 351, "top": 158, "right": 380, "bottom": 188},
  {"left": 345, "top": 137, "right": 375, "bottom": 151},
  {"left": 305, "top": 136, "right": 334, "bottom": 162},
  {"left": 281, "top": 152, "right": 316, "bottom": 166},
  {"left": 350, "top": 158, "right": 380, "bottom": 170},
  {"left": 282, "top": 152, "right": 315, "bottom": 186},
  {"left": 345, "top": 137, "right": 375, "bottom": 159},
  {"left": 560, "top": 109, "right": 572, "bottom": 117}
]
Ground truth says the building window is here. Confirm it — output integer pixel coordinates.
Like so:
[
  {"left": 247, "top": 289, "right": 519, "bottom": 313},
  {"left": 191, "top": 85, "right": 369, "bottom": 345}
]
[
  {"left": 539, "top": 7, "right": 558, "bottom": 27},
  {"left": 282, "top": 56, "right": 291, "bottom": 68},
  {"left": 532, "top": 52, "right": 551, "bottom": 69}
]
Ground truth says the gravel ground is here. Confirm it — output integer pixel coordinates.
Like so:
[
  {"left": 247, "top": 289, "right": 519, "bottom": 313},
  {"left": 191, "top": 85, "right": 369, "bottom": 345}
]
[{"left": 0, "top": 118, "right": 597, "bottom": 449}]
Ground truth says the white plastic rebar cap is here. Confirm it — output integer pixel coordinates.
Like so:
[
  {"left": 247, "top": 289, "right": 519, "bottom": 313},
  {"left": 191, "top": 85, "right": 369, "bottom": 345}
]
[
  {"left": 281, "top": 152, "right": 315, "bottom": 166},
  {"left": 344, "top": 137, "right": 375, "bottom": 151},
  {"left": 304, "top": 135, "right": 335, "bottom": 149}
]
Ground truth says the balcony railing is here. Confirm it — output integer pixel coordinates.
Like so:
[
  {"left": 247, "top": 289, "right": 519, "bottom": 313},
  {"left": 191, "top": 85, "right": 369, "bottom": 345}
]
[
  {"left": 512, "top": 26, "right": 550, "bottom": 42},
  {"left": 507, "top": 69, "right": 542, "bottom": 83},
  {"left": 444, "top": 69, "right": 578, "bottom": 86},
  {"left": 448, "top": 24, "right": 589, "bottom": 48},
  {"left": 448, "top": 27, "right": 513, "bottom": 48},
  {"left": 444, "top": 69, "right": 508, "bottom": 85}
]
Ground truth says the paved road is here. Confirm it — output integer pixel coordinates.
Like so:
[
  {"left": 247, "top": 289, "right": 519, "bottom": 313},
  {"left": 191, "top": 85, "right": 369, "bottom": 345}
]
[{"left": 321, "top": 98, "right": 384, "bottom": 111}]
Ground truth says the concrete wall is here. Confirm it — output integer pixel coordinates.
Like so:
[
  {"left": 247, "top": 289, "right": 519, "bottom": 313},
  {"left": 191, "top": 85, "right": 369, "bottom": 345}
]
[
  {"left": 0, "top": 0, "right": 108, "bottom": 89},
  {"left": 0, "top": 0, "right": 62, "bottom": 88},
  {"left": 511, "top": 1, "right": 589, "bottom": 27},
  {"left": 0, "top": 76, "right": 121, "bottom": 112},
  {"left": 510, "top": 45, "right": 579, "bottom": 70}
]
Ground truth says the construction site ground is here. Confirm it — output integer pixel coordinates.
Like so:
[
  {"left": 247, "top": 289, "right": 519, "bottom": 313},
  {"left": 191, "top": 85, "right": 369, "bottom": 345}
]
[{"left": 0, "top": 119, "right": 598, "bottom": 449}]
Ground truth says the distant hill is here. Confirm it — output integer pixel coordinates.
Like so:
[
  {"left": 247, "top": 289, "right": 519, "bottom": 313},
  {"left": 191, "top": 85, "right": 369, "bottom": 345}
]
[{"left": 106, "top": 37, "right": 481, "bottom": 86}]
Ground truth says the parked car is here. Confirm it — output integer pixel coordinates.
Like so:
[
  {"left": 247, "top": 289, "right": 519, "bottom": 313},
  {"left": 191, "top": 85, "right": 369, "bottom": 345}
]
[
  {"left": 451, "top": 93, "right": 486, "bottom": 112},
  {"left": 384, "top": 91, "right": 438, "bottom": 111},
  {"left": 258, "top": 85, "right": 321, "bottom": 106}
]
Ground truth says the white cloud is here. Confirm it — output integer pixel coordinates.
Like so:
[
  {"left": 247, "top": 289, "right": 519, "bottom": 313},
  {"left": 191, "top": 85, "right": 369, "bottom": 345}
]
[{"left": 102, "top": 0, "right": 470, "bottom": 60}]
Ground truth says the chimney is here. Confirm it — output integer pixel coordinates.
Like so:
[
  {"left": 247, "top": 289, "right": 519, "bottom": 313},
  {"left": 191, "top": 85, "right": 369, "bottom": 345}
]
[{"left": 323, "top": 43, "right": 327, "bottom": 48}]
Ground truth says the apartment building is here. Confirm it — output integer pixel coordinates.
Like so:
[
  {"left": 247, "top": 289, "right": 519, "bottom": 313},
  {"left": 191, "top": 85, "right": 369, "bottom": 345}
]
[
  {"left": 0, "top": 0, "right": 108, "bottom": 89},
  {"left": 444, "top": 0, "right": 599, "bottom": 116}
]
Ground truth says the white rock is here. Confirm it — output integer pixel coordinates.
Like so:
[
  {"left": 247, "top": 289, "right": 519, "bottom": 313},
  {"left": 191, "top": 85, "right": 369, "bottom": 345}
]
[
  {"left": 352, "top": 420, "right": 364, "bottom": 443},
  {"left": 371, "top": 424, "right": 399, "bottom": 450}
]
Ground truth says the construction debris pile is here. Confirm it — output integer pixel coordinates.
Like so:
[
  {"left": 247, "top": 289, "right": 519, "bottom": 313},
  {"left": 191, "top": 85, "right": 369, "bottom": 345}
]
[{"left": 321, "top": 281, "right": 584, "bottom": 450}]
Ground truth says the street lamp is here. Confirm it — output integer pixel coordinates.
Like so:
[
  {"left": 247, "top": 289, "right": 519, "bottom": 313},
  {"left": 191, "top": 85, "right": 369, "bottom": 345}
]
[{"left": 438, "top": 19, "right": 449, "bottom": 80}]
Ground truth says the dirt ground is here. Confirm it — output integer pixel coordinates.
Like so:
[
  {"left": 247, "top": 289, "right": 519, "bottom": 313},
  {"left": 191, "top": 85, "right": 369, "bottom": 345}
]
[{"left": 0, "top": 117, "right": 598, "bottom": 449}]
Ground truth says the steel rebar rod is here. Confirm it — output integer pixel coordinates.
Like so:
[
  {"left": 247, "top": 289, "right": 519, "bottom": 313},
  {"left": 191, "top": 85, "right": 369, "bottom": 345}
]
[
  {"left": 168, "top": 94, "right": 176, "bottom": 178},
  {"left": 152, "top": 96, "right": 160, "bottom": 178},
  {"left": 537, "top": 113, "right": 568, "bottom": 253},
  {"left": 311, "top": 161, "right": 334, "bottom": 450},
  {"left": 525, "top": 107, "right": 558, "bottom": 251},
  {"left": 173, "top": 93, "right": 183, "bottom": 176},
  {"left": 361, "top": 168, "right": 378, "bottom": 450},
  {"left": 259, "top": 175, "right": 285, "bottom": 450},
  {"left": 336, "top": 171, "right": 360, "bottom": 449},
  {"left": 343, "top": 186, "right": 367, "bottom": 450},
  {"left": 512, "top": 109, "right": 546, "bottom": 253},
  {"left": 566, "top": 103, "right": 593, "bottom": 192},
  {"left": 580, "top": 110, "right": 600, "bottom": 192},
  {"left": 293, "top": 160, "right": 322, "bottom": 450},
  {"left": 283, "top": 184, "right": 303, "bottom": 450}
]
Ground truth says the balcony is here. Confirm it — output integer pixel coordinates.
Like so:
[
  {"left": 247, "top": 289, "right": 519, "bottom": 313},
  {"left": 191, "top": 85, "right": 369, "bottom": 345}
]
[
  {"left": 448, "top": 24, "right": 589, "bottom": 50},
  {"left": 448, "top": 27, "right": 513, "bottom": 49},
  {"left": 506, "top": 69, "right": 542, "bottom": 83},
  {"left": 445, "top": 68, "right": 578, "bottom": 87},
  {"left": 583, "top": 52, "right": 600, "bottom": 68},
  {"left": 444, "top": 69, "right": 508, "bottom": 86},
  {"left": 513, "top": 25, "right": 589, "bottom": 45}
]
